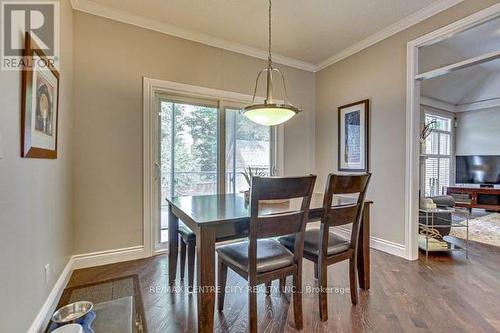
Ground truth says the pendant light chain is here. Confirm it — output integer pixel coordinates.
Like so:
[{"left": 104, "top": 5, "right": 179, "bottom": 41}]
[
  {"left": 241, "top": 0, "right": 301, "bottom": 126},
  {"left": 268, "top": 0, "right": 272, "bottom": 68}
]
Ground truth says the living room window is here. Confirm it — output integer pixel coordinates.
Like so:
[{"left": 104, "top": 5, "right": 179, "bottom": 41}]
[{"left": 421, "top": 111, "right": 453, "bottom": 197}]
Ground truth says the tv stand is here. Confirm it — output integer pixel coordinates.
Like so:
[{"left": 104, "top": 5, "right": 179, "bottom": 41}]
[{"left": 446, "top": 187, "right": 500, "bottom": 212}]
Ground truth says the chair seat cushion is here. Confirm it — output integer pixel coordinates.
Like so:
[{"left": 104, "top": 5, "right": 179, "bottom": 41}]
[
  {"left": 278, "top": 228, "right": 350, "bottom": 257},
  {"left": 216, "top": 239, "right": 294, "bottom": 274},
  {"left": 178, "top": 224, "right": 196, "bottom": 242}
]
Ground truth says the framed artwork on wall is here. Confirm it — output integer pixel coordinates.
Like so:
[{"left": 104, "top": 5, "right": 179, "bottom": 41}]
[
  {"left": 338, "top": 99, "right": 370, "bottom": 172},
  {"left": 21, "top": 32, "right": 60, "bottom": 159}
]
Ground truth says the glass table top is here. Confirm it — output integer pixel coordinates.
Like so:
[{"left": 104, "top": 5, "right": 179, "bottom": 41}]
[{"left": 92, "top": 296, "right": 137, "bottom": 333}]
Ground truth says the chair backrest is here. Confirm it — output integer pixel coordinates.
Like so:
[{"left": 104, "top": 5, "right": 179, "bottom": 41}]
[
  {"left": 248, "top": 175, "right": 317, "bottom": 272},
  {"left": 320, "top": 173, "right": 371, "bottom": 253}
]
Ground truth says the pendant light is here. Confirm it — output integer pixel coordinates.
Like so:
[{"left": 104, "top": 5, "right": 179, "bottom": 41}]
[{"left": 242, "top": 0, "right": 301, "bottom": 126}]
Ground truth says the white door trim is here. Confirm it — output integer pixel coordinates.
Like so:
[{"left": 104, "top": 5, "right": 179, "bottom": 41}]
[
  {"left": 405, "top": 3, "right": 500, "bottom": 260},
  {"left": 143, "top": 77, "right": 285, "bottom": 254}
]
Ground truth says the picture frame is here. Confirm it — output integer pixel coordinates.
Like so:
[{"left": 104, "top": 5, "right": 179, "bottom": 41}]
[
  {"left": 21, "top": 32, "right": 60, "bottom": 159},
  {"left": 338, "top": 99, "right": 370, "bottom": 172}
]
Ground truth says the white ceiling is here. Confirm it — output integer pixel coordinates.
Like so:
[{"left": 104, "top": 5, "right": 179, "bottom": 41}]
[
  {"left": 421, "top": 65, "right": 492, "bottom": 105},
  {"left": 420, "top": 15, "right": 500, "bottom": 110},
  {"left": 72, "top": 0, "right": 462, "bottom": 71},
  {"left": 440, "top": 15, "right": 500, "bottom": 71}
]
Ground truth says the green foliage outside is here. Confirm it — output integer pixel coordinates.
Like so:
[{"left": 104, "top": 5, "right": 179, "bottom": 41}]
[{"left": 160, "top": 103, "right": 270, "bottom": 199}]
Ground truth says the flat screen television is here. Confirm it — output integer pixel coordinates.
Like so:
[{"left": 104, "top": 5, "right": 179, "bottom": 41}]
[{"left": 456, "top": 155, "right": 500, "bottom": 185}]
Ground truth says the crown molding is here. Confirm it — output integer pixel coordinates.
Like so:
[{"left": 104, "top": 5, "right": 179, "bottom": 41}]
[
  {"left": 316, "top": 0, "right": 464, "bottom": 71},
  {"left": 456, "top": 97, "right": 500, "bottom": 112},
  {"left": 421, "top": 96, "right": 457, "bottom": 112},
  {"left": 70, "top": 0, "right": 316, "bottom": 72},
  {"left": 72, "top": 0, "right": 465, "bottom": 73},
  {"left": 421, "top": 95, "right": 500, "bottom": 113}
]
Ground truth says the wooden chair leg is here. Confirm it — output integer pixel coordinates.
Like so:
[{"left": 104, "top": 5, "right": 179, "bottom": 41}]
[
  {"left": 279, "top": 276, "right": 286, "bottom": 294},
  {"left": 179, "top": 237, "right": 186, "bottom": 280},
  {"left": 265, "top": 281, "right": 271, "bottom": 296},
  {"left": 249, "top": 284, "right": 258, "bottom": 333},
  {"left": 318, "top": 263, "right": 328, "bottom": 321},
  {"left": 187, "top": 242, "right": 196, "bottom": 292},
  {"left": 349, "top": 256, "right": 358, "bottom": 305},
  {"left": 217, "top": 260, "right": 228, "bottom": 311},
  {"left": 292, "top": 272, "right": 303, "bottom": 330}
]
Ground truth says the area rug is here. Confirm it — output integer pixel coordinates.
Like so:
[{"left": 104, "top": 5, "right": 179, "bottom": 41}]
[{"left": 449, "top": 213, "right": 500, "bottom": 247}]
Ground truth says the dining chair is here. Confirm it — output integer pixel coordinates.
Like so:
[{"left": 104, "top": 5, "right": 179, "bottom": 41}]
[
  {"left": 216, "top": 175, "right": 317, "bottom": 332},
  {"left": 178, "top": 223, "right": 246, "bottom": 291},
  {"left": 178, "top": 223, "right": 196, "bottom": 291},
  {"left": 279, "top": 173, "right": 371, "bottom": 321}
]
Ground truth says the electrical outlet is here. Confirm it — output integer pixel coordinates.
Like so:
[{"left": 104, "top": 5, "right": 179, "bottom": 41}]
[{"left": 44, "top": 264, "right": 50, "bottom": 284}]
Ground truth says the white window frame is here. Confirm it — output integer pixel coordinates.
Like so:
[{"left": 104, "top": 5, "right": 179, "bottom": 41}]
[
  {"left": 420, "top": 108, "right": 455, "bottom": 197},
  {"left": 143, "top": 77, "right": 284, "bottom": 254}
]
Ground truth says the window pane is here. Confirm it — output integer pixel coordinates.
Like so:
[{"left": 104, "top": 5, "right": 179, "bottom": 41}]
[
  {"left": 424, "top": 131, "right": 439, "bottom": 155},
  {"left": 425, "top": 114, "right": 451, "bottom": 132},
  {"left": 225, "top": 110, "right": 236, "bottom": 192},
  {"left": 225, "top": 108, "right": 271, "bottom": 193},
  {"left": 160, "top": 102, "right": 172, "bottom": 212},
  {"left": 159, "top": 101, "right": 218, "bottom": 244},
  {"left": 439, "top": 157, "right": 450, "bottom": 192},
  {"left": 425, "top": 158, "right": 439, "bottom": 197},
  {"left": 173, "top": 103, "right": 218, "bottom": 196},
  {"left": 439, "top": 133, "right": 450, "bottom": 155},
  {"left": 421, "top": 112, "right": 452, "bottom": 198},
  {"left": 424, "top": 157, "right": 450, "bottom": 197}
]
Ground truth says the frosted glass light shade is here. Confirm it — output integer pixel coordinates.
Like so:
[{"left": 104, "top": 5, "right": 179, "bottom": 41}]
[{"left": 242, "top": 103, "right": 300, "bottom": 126}]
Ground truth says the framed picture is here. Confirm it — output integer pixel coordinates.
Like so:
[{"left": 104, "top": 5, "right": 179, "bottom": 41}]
[
  {"left": 338, "top": 99, "right": 370, "bottom": 172},
  {"left": 21, "top": 32, "right": 60, "bottom": 159}
]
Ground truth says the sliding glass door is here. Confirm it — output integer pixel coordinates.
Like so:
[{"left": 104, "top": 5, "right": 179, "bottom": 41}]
[
  {"left": 153, "top": 96, "right": 275, "bottom": 251},
  {"left": 158, "top": 99, "right": 218, "bottom": 245}
]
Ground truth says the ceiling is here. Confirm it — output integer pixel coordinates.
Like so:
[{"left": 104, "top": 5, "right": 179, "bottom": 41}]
[
  {"left": 421, "top": 64, "right": 493, "bottom": 105},
  {"left": 433, "top": 15, "right": 500, "bottom": 71},
  {"left": 72, "top": 0, "right": 462, "bottom": 71},
  {"left": 420, "top": 15, "right": 500, "bottom": 110}
]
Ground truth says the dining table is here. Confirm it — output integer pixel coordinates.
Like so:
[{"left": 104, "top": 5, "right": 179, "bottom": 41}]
[{"left": 166, "top": 193, "right": 373, "bottom": 333}]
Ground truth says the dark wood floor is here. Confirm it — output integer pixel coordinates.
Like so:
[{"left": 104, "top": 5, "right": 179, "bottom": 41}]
[{"left": 66, "top": 239, "right": 500, "bottom": 332}]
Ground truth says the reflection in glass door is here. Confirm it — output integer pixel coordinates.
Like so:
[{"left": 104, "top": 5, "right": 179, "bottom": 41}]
[
  {"left": 225, "top": 108, "right": 272, "bottom": 193},
  {"left": 158, "top": 100, "right": 218, "bottom": 244}
]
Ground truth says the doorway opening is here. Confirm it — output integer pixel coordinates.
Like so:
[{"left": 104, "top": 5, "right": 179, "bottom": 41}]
[{"left": 406, "top": 3, "right": 500, "bottom": 260}]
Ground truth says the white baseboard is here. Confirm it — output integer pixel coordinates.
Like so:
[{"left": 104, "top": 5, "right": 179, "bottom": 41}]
[
  {"left": 28, "top": 257, "right": 75, "bottom": 333},
  {"left": 27, "top": 232, "right": 407, "bottom": 332},
  {"left": 332, "top": 226, "right": 407, "bottom": 259},
  {"left": 28, "top": 245, "right": 149, "bottom": 332},
  {"left": 72, "top": 245, "right": 148, "bottom": 270}
]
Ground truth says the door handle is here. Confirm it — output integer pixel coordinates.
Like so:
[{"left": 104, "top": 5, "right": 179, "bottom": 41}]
[{"left": 154, "top": 162, "right": 161, "bottom": 181}]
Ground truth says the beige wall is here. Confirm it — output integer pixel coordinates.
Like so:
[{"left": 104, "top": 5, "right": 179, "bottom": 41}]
[
  {"left": 2, "top": 1, "right": 499, "bottom": 329},
  {"left": 316, "top": 0, "right": 499, "bottom": 245},
  {"left": 0, "top": 1, "right": 74, "bottom": 331},
  {"left": 72, "top": 12, "right": 316, "bottom": 253}
]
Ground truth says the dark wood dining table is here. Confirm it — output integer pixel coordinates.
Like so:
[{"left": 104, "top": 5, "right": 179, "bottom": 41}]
[{"left": 167, "top": 193, "right": 373, "bottom": 333}]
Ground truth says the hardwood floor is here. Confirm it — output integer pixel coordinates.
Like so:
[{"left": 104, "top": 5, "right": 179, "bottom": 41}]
[{"left": 66, "top": 239, "right": 500, "bottom": 332}]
